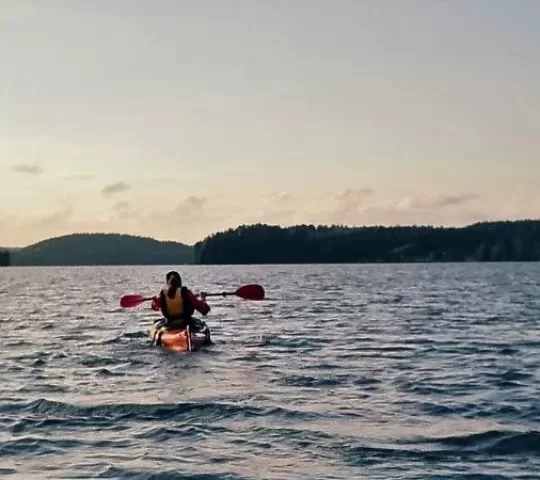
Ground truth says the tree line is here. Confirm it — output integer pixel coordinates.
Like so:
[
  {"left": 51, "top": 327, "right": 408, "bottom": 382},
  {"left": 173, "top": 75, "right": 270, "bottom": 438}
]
[
  {"left": 3, "top": 221, "right": 540, "bottom": 266},
  {"left": 0, "top": 251, "right": 10, "bottom": 266},
  {"left": 194, "top": 220, "right": 540, "bottom": 264}
]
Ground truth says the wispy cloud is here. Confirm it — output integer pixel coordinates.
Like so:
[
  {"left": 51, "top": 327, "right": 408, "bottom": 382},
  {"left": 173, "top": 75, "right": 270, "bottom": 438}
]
[
  {"left": 330, "top": 187, "right": 374, "bottom": 222},
  {"left": 267, "top": 192, "right": 293, "bottom": 203},
  {"left": 11, "top": 162, "right": 43, "bottom": 175},
  {"left": 63, "top": 174, "right": 95, "bottom": 181},
  {"left": 29, "top": 208, "right": 73, "bottom": 228},
  {"left": 185, "top": 196, "right": 208, "bottom": 210},
  {"left": 430, "top": 193, "right": 479, "bottom": 208},
  {"left": 336, "top": 188, "right": 373, "bottom": 203},
  {"left": 171, "top": 196, "right": 209, "bottom": 222},
  {"left": 102, "top": 182, "right": 131, "bottom": 196},
  {"left": 113, "top": 201, "right": 130, "bottom": 211},
  {"left": 173, "top": 196, "right": 208, "bottom": 213},
  {"left": 397, "top": 193, "right": 479, "bottom": 210}
]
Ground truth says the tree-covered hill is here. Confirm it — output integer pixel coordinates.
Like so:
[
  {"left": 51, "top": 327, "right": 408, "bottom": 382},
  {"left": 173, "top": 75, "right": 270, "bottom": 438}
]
[
  {"left": 5, "top": 220, "right": 540, "bottom": 266},
  {"left": 194, "top": 220, "right": 540, "bottom": 264},
  {"left": 10, "top": 233, "right": 194, "bottom": 266}
]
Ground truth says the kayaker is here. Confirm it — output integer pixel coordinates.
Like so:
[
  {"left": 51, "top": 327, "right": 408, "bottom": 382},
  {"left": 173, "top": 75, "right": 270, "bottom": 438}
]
[{"left": 150, "top": 271, "right": 210, "bottom": 329}]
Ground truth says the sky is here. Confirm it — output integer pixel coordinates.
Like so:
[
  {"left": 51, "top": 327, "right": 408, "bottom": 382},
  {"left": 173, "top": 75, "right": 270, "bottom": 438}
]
[{"left": 1, "top": 0, "right": 539, "bottom": 247}]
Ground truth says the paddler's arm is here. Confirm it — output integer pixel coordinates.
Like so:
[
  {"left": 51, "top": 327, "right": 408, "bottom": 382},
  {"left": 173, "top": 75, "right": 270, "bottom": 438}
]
[
  {"left": 150, "top": 295, "right": 161, "bottom": 311},
  {"left": 186, "top": 289, "right": 211, "bottom": 316}
]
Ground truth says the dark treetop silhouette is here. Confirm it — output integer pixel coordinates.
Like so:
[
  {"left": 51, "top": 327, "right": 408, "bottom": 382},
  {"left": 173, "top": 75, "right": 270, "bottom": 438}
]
[
  {"left": 0, "top": 250, "right": 9, "bottom": 267},
  {"left": 194, "top": 220, "right": 540, "bottom": 264},
  {"left": 5, "top": 220, "right": 540, "bottom": 266}
]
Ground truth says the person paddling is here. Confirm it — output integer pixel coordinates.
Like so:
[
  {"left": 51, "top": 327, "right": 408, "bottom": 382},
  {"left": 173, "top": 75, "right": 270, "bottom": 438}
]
[{"left": 151, "top": 271, "right": 210, "bottom": 330}]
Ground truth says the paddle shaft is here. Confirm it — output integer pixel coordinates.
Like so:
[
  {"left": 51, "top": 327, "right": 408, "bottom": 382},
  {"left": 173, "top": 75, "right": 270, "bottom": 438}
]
[{"left": 202, "top": 291, "right": 237, "bottom": 298}]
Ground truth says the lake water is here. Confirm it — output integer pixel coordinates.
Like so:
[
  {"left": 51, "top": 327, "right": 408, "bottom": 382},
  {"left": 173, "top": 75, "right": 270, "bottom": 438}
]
[{"left": 1, "top": 263, "right": 540, "bottom": 479}]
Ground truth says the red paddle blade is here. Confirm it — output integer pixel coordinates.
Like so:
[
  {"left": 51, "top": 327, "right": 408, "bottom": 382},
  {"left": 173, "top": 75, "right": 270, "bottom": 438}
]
[
  {"left": 120, "top": 294, "right": 148, "bottom": 308},
  {"left": 235, "top": 284, "right": 265, "bottom": 300}
]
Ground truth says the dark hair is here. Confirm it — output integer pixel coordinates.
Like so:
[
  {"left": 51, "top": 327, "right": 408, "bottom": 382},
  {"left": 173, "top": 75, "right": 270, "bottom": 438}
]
[{"left": 165, "top": 271, "right": 182, "bottom": 299}]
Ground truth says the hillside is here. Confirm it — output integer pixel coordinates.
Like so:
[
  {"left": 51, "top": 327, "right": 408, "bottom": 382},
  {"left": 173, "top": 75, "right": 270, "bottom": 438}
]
[
  {"left": 11, "top": 233, "right": 194, "bottom": 266},
  {"left": 194, "top": 220, "right": 540, "bottom": 264}
]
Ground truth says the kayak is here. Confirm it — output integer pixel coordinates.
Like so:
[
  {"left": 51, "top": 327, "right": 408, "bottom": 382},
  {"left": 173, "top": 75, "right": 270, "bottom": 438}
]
[{"left": 149, "top": 318, "right": 212, "bottom": 352}]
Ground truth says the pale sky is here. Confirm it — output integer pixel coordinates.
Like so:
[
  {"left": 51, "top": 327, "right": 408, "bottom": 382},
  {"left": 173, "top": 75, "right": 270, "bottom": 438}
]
[{"left": 1, "top": 0, "right": 539, "bottom": 247}]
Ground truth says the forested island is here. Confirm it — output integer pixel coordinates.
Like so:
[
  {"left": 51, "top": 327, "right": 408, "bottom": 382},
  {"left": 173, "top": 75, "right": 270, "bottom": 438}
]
[
  {"left": 194, "top": 220, "right": 540, "bottom": 264},
  {"left": 3, "top": 220, "right": 540, "bottom": 266},
  {"left": 8, "top": 233, "right": 193, "bottom": 266}
]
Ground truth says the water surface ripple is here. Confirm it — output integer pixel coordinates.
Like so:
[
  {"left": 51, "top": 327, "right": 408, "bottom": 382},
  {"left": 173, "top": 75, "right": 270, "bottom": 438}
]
[{"left": 1, "top": 263, "right": 540, "bottom": 479}]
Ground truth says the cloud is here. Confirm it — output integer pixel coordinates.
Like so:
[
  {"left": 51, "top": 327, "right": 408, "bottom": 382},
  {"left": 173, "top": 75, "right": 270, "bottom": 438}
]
[
  {"left": 313, "top": 189, "right": 485, "bottom": 228},
  {"left": 101, "top": 195, "right": 220, "bottom": 242},
  {"left": 397, "top": 192, "right": 479, "bottom": 210},
  {"left": 336, "top": 188, "right": 373, "bottom": 203},
  {"left": 430, "top": 193, "right": 479, "bottom": 208},
  {"left": 11, "top": 162, "right": 43, "bottom": 175},
  {"left": 183, "top": 196, "right": 208, "bottom": 210},
  {"left": 106, "top": 196, "right": 213, "bottom": 237},
  {"left": 34, "top": 209, "right": 72, "bottom": 227},
  {"left": 102, "top": 182, "right": 131, "bottom": 196},
  {"left": 171, "top": 196, "right": 209, "bottom": 222},
  {"left": 113, "top": 201, "right": 130, "bottom": 211},
  {"left": 328, "top": 187, "right": 374, "bottom": 223},
  {"left": 267, "top": 192, "right": 293, "bottom": 203},
  {"left": 63, "top": 174, "right": 96, "bottom": 181},
  {"left": 17, "top": 208, "right": 74, "bottom": 230}
]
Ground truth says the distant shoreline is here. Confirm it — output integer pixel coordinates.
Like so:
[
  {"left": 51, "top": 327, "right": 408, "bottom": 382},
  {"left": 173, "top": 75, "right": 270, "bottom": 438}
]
[
  {"left": 193, "top": 220, "right": 540, "bottom": 265},
  {"left": 2, "top": 219, "right": 540, "bottom": 266},
  {"left": 2, "top": 260, "right": 540, "bottom": 268}
]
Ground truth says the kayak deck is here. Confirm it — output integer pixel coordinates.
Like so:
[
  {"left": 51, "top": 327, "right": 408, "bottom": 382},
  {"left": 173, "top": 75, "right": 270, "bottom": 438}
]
[{"left": 149, "top": 320, "right": 212, "bottom": 352}]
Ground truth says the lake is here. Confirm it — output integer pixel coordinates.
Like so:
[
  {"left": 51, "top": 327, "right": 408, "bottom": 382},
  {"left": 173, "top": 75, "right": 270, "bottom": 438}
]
[{"left": 1, "top": 263, "right": 539, "bottom": 479}]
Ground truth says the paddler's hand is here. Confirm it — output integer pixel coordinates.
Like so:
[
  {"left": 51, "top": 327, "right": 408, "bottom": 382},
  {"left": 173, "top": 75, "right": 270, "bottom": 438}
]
[
  {"left": 150, "top": 296, "right": 160, "bottom": 311},
  {"left": 200, "top": 291, "right": 208, "bottom": 301}
]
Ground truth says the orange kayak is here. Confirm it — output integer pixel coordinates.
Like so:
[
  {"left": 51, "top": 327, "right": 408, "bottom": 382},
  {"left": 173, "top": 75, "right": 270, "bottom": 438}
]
[{"left": 149, "top": 319, "right": 212, "bottom": 352}]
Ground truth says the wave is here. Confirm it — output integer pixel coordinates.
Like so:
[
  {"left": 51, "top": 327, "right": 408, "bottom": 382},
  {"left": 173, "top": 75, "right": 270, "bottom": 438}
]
[
  {"left": 97, "top": 467, "right": 250, "bottom": 480},
  {"left": 411, "top": 400, "right": 540, "bottom": 423},
  {"left": 0, "top": 398, "right": 327, "bottom": 424},
  {"left": 343, "top": 429, "right": 540, "bottom": 466},
  {"left": 0, "top": 436, "right": 131, "bottom": 458}
]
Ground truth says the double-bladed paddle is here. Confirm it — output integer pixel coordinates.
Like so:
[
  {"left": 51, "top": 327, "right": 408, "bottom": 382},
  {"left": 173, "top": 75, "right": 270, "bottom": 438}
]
[{"left": 119, "top": 283, "right": 265, "bottom": 308}]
